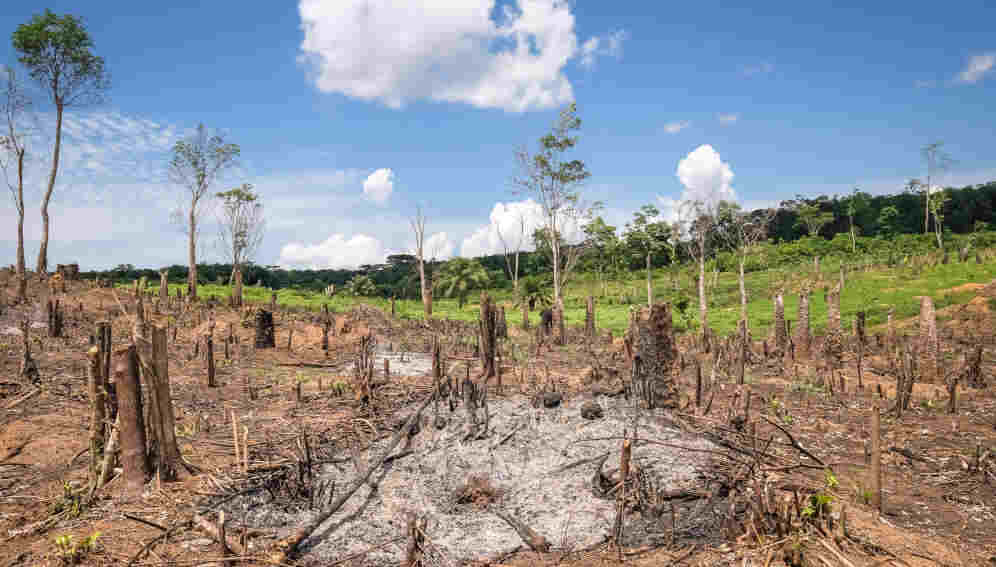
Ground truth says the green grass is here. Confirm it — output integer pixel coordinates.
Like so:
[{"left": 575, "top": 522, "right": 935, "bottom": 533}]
[{"left": 134, "top": 252, "right": 996, "bottom": 338}]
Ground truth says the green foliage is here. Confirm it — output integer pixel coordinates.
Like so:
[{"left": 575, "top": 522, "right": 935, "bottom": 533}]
[
  {"left": 12, "top": 10, "right": 108, "bottom": 106},
  {"left": 516, "top": 275, "right": 552, "bottom": 311},
  {"left": 344, "top": 274, "right": 378, "bottom": 297},
  {"left": 795, "top": 203, "right": 835, "bottom": 237},
  {"left": 53, "top": 532, "right": 100, "bottom": 564},
  {"left": 434, "top": 257, "right": 489, "bottom": 308}
]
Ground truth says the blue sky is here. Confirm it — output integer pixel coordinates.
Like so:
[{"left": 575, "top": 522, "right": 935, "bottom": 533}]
[{"left": 1, "top": 1, "right": 994, "bottom": 270}]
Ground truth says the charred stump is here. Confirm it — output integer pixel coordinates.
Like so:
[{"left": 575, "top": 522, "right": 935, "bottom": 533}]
[
  {"left": 479, "top": 292, "right": 498, "bottom": 379},
  {"left": 115, "top": 344, "right": 149, "bottom": 498},
  {"left": 255, "top": 310, "right": 275, "bottom": 349},
  {"left": 552, "top": 300, "right": 566, "bottom": 346},
  {"left": 773, "top": 293, "right": 787, "bottom": 355},
  {"left": 627, "top": 303, "right": 679, "bottom": 409},
  {"left": 585, "top": 295, "right": 596, "bottom": 338}
]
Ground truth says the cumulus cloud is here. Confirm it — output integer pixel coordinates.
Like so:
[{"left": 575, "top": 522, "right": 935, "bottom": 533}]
[
  {"left": 658, "top": 144, "right": 736, "bottom": 221},
  {"left": 460, "top": 199, "right": 545, "bottom": 257},
  {"left": 423, "top": 232, "right": 455, "bottom": 260},
  {"left": 664, "top": 121, "right": 690, "bottom": 134},
  {"left": 362, "top": 168, "right": 394, "bottom": 204},
  {"left": 718, "top": 113, "right": 739, "bottom": 125},
  {"left": 297, "top": 0, "right": 621, "bottom": 112},
  {"left": 579, "top": 29, "right": 628, "bottom": 68},
  {"left": 279, "top": 233, "right": 387, "bottom": 269},
  {"left": 957, "top": 53, "right": 995, "bottom": 84}
]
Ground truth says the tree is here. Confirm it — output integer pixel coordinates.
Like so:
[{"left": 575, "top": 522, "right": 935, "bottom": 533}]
[
  {"left": 516, "top": 275, "right": 552, "bottom": 312},
  {"left": 582, "top": 216, "right": 620, "bottom": 296},
  {"left": 495, "top": 212, "right": 526, "bottom": 292},
  {"left": 216, "top": 183, "right": 264, "bottom": 306},
  {"left": 168, "top": 124, "right": 240, "bottom": 299},
  {"left": 844, "top": 187, "right": 870, "bottom": 253},
  {"left": 921, "top": 141, "right": 953, "bottom": 234},
  {"left": 928, "top": 188, "right": 949, "bottom": 249},
  {"left": 877, "top": 205, "right": 900, "bottom": 236},
  {"left": 12, "top": 10, "right": 109, "bottom": 274},
  {"left": 0, "top": 67, "right": 30, "bottom": 302},
  {"left": 679, "top": 199, "right": 720, "bottom": 346},
  {"left": 513, "top": 103, "right": 597, "bottom": 307},
  {"left": 715, "top": 201, "right": 774, "bottom": 328},
  {"left": 625, "top": 204, "right": 671, "bottom": 306},
  {"left": 435, "top": 257, "right": 489, "bottom": 309},
  {"left": 794, "top": 203, "right": 834, "bottom": 237},
  {"left": 410, "top": 205, "right": 433, "bottom": 318},
  {"left": 345, "top": 274, "right": 378, "bottom": 297}
]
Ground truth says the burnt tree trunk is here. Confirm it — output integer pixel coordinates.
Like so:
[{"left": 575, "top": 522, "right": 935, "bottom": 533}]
[
  {"left": 143, "top": 324, "right": 184, "bottom": 479},
  {"left": 206, "top": 322, "right": 217, "bottom": 388},
  {"left": 773, "top": 293, "right": 787, "bottom": 355},
  {"left": 795, "top": 289, "right": 811, "bottom": 358},
  {"left": 115, "top": 344, "right": 149, "bottom": 498},
  {"left": 521, "top": 302, "right": 530, "bottom": 330},
  {"left": 479, "top": 293, "right": 498, "bottom": 379},
  {"left": 255, "top": 310, "right": 275, "bottom": 349},
  {"left": 159, "top": 270, "right": 169, "bottom": 303},
  {"left": 321, "top": 304, "right": 331, "bottom": 352},
  {"left": 232, "top": 266, "right": 243, "bottom": 308},
  {"left": 627, "top": 303, "right": 679, "bottom": 409},
  {"left": 585, "top": 295, "right": 596, "bottom": 338},
  {"left": 497, "top": 306, "right": 508, "bottom": 339},
  {"left": 47, "top": 298, "right": 63, "bottom": 338},
  {"left": 552, "top": 300, "right": 566, "bottom": 346},
  {"left": 919, "top": 296, "right": 938, "bottom": 383},
  {"left": 856, "top": 311, "right": 866, "bottom": 390},
  {"left": 87, "top": 346, "right": 105, "bottom": 492}
]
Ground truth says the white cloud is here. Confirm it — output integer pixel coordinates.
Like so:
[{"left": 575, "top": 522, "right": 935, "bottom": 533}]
[
  {"left": 423, "top": 232, "right": 455, "bottom": 260},
  {"left": 957, "top": 53, "right": 995, "bottom": 84},
  {"left": 718, "top": 113, "right": 739, "bottom": 125},
  {"left": 579, "top": 29, "right": 628, "bottom": 68},
  {"left": 279, "top": 233, "right": 387, "bottom": 269},
  {"left": 658, "top": 144, "right": 736, "bottom": 221},
  {"left": 740, "top": 61, "right": 774, "bottom": 77},
  {"left": 663, "top": 120, "right": 690, "bottom": 134},
  {"left": 460, "top": 199, "right": 546, "bottom": 257},
  {"left": 362, "top": 168, "right": 394, "bottom": 204},
  {"left": 297, "top": 0, "right": 620, "bottom": 112}
]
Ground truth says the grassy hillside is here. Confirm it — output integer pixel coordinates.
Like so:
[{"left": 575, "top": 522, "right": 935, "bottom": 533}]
[{"left": 141, "top": 251, "right": 996, "bottom": 338}]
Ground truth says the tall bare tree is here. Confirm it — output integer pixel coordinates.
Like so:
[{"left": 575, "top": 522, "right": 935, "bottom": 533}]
[
  {"left": 715, "top": 202, "right": 775, "bottom": 330},
  {"left": 495, "top": 212, "right": 526, "bottom": 292},
  {"left": 921, "top": 141, "right": 953, "bottom": 234},
  {"left": 513, "top": 103, "right": 597, "bottom": 305},
  {"left": 0, "top": 67, "right": 31, "bottom": 302},
  {"left": 216, "top": 183, "right": 264, "bottom": 306},
  {"left": 411, "top": 205, "right": 432, "bottom": 319},
  {"left": 12, "top": 10, "right": 109, "bottom": 274},
  {"left": 679, "top": 200, "right": 720, "bottom": 346},
  {"left": 168, "top": 124, "right": 240, "bottom": 299}
]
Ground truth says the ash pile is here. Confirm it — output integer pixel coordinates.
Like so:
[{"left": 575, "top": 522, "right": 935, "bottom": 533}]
[{"left": 226, "top": 391, "right": 722, "bottom": 566}]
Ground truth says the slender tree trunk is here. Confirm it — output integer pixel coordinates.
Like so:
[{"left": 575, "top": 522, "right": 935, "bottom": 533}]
[
  {"left": 13, "top": 145, "right": 26, "bottom": 301},
  {"left": 232, "top": 265, "right": 243, "bottom": 307},
  {"left": 738, "top": 256, "right": 747, "bottom": 327},
  {"left": 552, "top": 237, "right": 562, "bottom": 305},
  {"left": 924, "top": 178, "right": 930, "bottom": 235},
  {"left": 850, "top": 218, "right": 856, "bottom": 253},
  {"left": 188, "top": 206, "right": 198, "bottom": 299},
  {"left": 418, "top": 258, "right": 431, "bottom": 318},
  {"left": 646, "top": 252, "right": 653, "bottom": 307},
  {"left": 36, "top": 103, "right": 63, "bottom": 275},
  {"left": 697, "top": 245, "right": 708, "bottom": 340}
]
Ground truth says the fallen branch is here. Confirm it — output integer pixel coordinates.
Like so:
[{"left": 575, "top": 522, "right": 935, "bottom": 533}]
[
  {"left": 193, "top": 513, "right": 245, "bottom": 555},
  {"left": 493, "top": 508, "right": 551, "bottom": 552},
  {"left": 761, "top": 415, "right": 826, "bottom": 468},
  {"left": 270, "top": 389, "right": 436, "bottom": 563}
]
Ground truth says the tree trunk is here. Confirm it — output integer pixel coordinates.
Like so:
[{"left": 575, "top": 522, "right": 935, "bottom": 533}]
[
  {"left": 232, "top": 266, "right": 243, "bottom": 307},
  {"left": 585, "top": 295, "right": 595, "bottom": 338},
  {"left": 188, "top": 206, "right": 198, "bottom": 299},
  {"left": 115, "top": 344, "right": 149, "bottom": 498},
  {"left": 738, "top": 256, "right": 747, "bottom": 328},
  {"left": 553, "top": 299, "right": 566, "bottom": 346},
  {"left": 521, "top": 301, "right": 530, "bottom": 330},
  {"left": 36, "top": 103, "right": 63, "bottom": 275},
  {"left": 145, "top": 324, "right": 184, "bottom": 479},
  {"left": 14, "top": 146, "right": 26, "bottom": 302},
  {"left": 552, "top": 236, "right": 562, "bottom": 305},
  {"left": 159, "top": 270, "right": 169, "bottom": 303},
  {"left": 255, "top": 310, "right": 275, "bottom": 348},
  {"left": 697, "top": 251, "right": 708, "bottom": 350},
  {"left": 773, "top": 293, "right": 787, "bottom": 354},
  {"left": 87, "top": 347, "right": 105, "bottom": 492},
  {"left": 919, "top": 296, "right": 938, "bottom": 382},
  {"left": 627, "top": 303, "right": 679, "bottom": 409},
  {"left": 419, "top": 258, "right": 432, "bottom": 318},
  {"left": 479, "top": 293, "right": 497, "bottom": 379},
  {"left": 646, "top": 252, "right": 652, "bottom": 307}
]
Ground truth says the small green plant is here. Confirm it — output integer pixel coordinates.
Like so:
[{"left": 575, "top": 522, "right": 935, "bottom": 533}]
[
  {"left": 53, "top": 532, "right": 101, "bottom": 564},
  {"left": 50, "top": 481, "right": 84, "bottom": 519},
  {"left": 330, "top": 380, "right": 350, "bottom": 396},
  {"left": 802, "top": 470, "right": 837, "bottom": 520}
]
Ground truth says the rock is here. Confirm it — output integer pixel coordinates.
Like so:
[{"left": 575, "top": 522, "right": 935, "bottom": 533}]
[
  {"left": 542, "top": 391, "right": 563, "bottom": 408},
  {"left": 580, "top": 401, "right": 603, "bottom": 420}
]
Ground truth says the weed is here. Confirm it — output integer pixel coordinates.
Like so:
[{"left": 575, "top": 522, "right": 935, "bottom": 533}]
[{"left": 53, "top": 532, "right": 100, "bottom": 564}]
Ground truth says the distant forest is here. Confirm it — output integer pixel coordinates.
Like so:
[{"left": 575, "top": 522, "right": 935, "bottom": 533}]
[{"left": 84, "top": 180, "right": 996, "bottom": 295}]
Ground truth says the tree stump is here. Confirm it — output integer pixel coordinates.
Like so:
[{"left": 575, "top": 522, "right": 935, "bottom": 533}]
[
  {"left": 585, "top": 295, "right": 596, "bottom": 338},
  {"left": 552, "top": 300, "right": 566, "bottom": 346},
  {"left": 115, "top": 344, "right": 149, "bottom": 498},
  {"left": 627, "top": 303, "right": 679, "bottom": 409},
  {"left": 479, "top": 293, "right": 498, "bottom": 379},
  {"left": 773, "top": 293, "right": 787, "bottom": 355},
  {"left": 47, "top": 298, "right": 63, "bottom": 338},
  {"left": 255, "top": 310, "right": 275, "bottom": 349}
]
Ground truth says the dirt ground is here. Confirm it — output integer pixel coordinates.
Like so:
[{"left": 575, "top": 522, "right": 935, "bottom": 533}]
[{"left": 1, "top": 276, "right": 995, "bottom": 566}]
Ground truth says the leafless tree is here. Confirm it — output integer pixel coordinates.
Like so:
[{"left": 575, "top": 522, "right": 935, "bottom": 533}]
[
  {"left": 495, "top": 212, "right": 526, "bottom": 292},
  {"left": 715, "top": 202, "right": 775, "bottom": 330},
  {"left": 0, "top": 67, "right": 31, "bottom": 302},
  {"left": 679, "top": 199, "right": 720, "bottom": 345},
  {"left": 921, "top": 141, "right": 954, "bottom": 234},
  {"left": 216, "top": 183, "right": 264, "bottom": 306},
  {"left": 168, "top": 124, "right": 240, "bottom": 299},
  {"left": 411, "top": 205, "right": 432, "bottom": 319}
]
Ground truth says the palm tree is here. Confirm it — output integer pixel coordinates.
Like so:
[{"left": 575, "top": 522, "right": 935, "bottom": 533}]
[
  {"left": 435, "top": 258, "right": 489, "bottom": 309},
  {"left": 515, "top": 276, "right": 552, "bottom": 312},
  {"left": 345, "top": 274, "right": 378, "bottom": 297}
]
